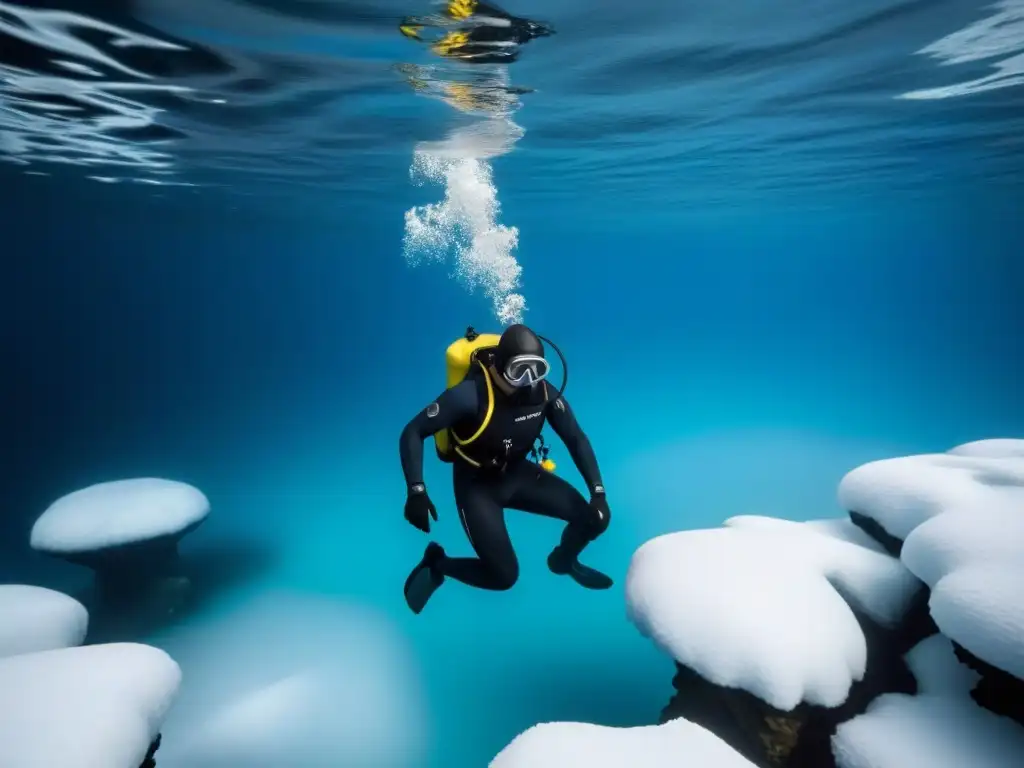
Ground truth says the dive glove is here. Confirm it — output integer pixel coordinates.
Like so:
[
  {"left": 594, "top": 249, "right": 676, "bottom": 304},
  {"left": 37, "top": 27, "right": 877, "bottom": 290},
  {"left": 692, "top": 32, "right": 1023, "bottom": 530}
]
[
  {"left": 589, "top": 486, "right": 611, "bottom": 530},
  {"left": 405, "top": 484, "right": 438, "bottom": 533}
]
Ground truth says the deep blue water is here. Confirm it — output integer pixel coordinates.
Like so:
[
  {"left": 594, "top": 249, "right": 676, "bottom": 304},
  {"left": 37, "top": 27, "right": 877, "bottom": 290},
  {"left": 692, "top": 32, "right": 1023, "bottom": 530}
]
[{"left": 2, "top": 1, "right": 1023, "bottom": 766}]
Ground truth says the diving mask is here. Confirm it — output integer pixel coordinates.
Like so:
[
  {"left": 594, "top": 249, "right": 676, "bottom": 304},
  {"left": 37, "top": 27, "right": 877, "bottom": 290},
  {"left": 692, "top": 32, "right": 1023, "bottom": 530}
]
[{"left": 503, "top": 354, "right": 550, "bottom": 388}]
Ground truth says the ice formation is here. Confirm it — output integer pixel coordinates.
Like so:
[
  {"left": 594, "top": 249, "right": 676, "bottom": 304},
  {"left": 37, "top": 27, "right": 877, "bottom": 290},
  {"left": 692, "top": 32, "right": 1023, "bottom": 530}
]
[
  {"left": 832, "top": 693, "right": 1024, "bottom": 768},
  {"left": 839, "top": 441, "right": 1024, "bottom": 678},
  {"left": 0, "top": 642, "right": 181, "bottom": 767},
  {"left": 837, "top": 449, "right": 1024, "bottom": 544},
  {"left": 31, "top": 478, "right": 210, "bottom": 554},
  {"left": 0, "top": 584, "right": 88, "bottom": 658},
  {"left": 625, "top": 513, "right": 918, "bottom": 710},
  {"left": 500, "top": 437, "right": 1024, "bottom": 768}
]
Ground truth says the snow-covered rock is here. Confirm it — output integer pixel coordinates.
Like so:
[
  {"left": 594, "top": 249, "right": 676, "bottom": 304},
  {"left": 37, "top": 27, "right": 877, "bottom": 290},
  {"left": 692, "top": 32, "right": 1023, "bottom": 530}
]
[
  {"left": 837, "top": 450, "right": 1024, "bottom": 546},
  {"left": 722, "top": 515, "right": 921, "bottom": 628},
  {"left": 832, "top": 693, "right": 1024, "bottom": 768},
  {"left": 929, "top": 563, "right": 1024, "bottom": 682},
  {"left": 0, "top": 643, "right": 181, "bottom": 767},
  {"left": 839, "top": 444, "right": 1024, "bottom": 681},
  {"left": 0, "top": 585, "right": 88, "bottom": 658},
  {"left": 904, "top": 634, "right": 980, "bottom": 698},
  {"left": 626, "top": 513, "right": 920, "bottom": 712},
  {"left": 948, "top": 439, "right": 1024, "bottom": 459},
  {"left": 489, "top": 719, "right": 758, "bottom": 768},
  {"left": 497, "top": 439, "right": 1024, "bottom": 768},
  {"left": 31, "top": 478, "right": 209, "bottom": 555}
]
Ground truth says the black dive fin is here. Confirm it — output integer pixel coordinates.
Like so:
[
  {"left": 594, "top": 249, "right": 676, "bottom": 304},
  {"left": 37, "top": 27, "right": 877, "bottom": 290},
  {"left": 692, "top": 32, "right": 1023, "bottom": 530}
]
[
  {"left": 566, "top": 562, "right": 613, "bottom": 590},
  {"left": 548, "top": 548, "right": 614, "bottom": 590},
  {"left": 404, "top": 545, "right": 445, "bottom": 614}
]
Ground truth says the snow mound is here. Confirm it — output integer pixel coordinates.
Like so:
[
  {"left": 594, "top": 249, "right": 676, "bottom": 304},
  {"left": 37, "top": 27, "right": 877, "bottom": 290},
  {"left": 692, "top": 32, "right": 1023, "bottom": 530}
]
[
  {"left": 0, "top": 585, "right": 88, "bottom": 658},
  {"left": 832, "top": 693, "right": 1024, "bottom": 768},
  {"left": 904, "top": 634, "right": 980, "bottom": 697},
  {"left": 929, "top": 563, "right": 1024, "bottom": 681},
  {"left": 723, "top": 515, "right": 921, "bottom": 627},
  {"left": 490, "top": 718, "right": 757, "bottom": 768},
  {"left": 948, "top": 438, "right": 1024, "bottom": 459},
  {"left": 844, "top": 448, "right": 1024, "bottom": 680},
  {"left": 625, "top": 525, "right": 867, "bottom": 711},
  {"left": 837, "top": 452, "right": 1024, "bottom": 543},
  {"left": 901, "top": 507, "right": 1024, "bottom": 589},
  {"left": 0, "top": 642, "right": 181, "bottom": 768},
  {"left": 153, "top": 590, "right": 427, "bottom": 768},
  {"left": 31, "top": 478, "right": 210, "bottom": 554}
]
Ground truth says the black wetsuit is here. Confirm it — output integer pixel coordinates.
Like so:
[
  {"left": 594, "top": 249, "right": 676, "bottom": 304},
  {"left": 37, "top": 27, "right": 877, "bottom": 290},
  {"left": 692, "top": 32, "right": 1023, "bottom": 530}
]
[{"left": 399, "top": 373, "right": 608, "bottom": 591}]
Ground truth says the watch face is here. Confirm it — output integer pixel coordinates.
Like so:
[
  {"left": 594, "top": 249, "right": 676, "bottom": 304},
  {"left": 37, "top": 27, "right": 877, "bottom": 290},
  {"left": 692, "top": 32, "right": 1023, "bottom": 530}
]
[
  {"left": 593, "top": 485, "right": 604, "bottom": 494},
  {"left": 411, "top": 484, "right": 425, "bottom": 493}
]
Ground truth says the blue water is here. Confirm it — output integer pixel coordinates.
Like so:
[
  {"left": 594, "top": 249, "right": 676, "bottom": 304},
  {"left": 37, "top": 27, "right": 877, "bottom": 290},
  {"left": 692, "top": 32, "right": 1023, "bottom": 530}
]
[{"left": 2, "top": 0, "right": 1022, "bottom": 766}]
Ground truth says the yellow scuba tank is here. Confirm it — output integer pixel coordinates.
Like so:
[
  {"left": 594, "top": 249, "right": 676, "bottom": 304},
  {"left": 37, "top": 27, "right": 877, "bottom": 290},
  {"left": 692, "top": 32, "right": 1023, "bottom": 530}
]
[{"left": 434, "top": 327, "right": 500, "bottom": 462}]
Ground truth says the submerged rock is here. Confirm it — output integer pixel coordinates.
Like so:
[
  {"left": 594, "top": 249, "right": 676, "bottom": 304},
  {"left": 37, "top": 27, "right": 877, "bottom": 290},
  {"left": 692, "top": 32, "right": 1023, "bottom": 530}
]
[{"left": 659, "top": 596, "right": 928, "bottom": 768}]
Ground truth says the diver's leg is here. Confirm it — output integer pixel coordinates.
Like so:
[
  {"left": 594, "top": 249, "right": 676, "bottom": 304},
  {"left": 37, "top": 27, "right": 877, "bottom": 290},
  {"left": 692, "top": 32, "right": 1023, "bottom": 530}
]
[
  {"left": 433, "top": 473, "right": 520, "bottom": 591},
  {"left": 506, "top": 465, "right": 612, "bottom": 589}
]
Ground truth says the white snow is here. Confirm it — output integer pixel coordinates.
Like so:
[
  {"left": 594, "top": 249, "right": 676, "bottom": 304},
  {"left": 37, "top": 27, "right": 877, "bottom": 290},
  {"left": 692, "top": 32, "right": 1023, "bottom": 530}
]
[
  {"left": 929, "top": 563, "right": 1024, "bottom": 680},
  {"left": 832, "top": 693, "right": 1024, "bottom": 768},
  {"left": 30, "top": 478, "right": 210, "bottom": 554},
  {"left": 948, "top": 438, "right": 1024, "bottom": 459},
  {"left": 152, "top": 590, "right": 427, "bottom": 768},
  {"left": 904, "top": 634, "right": 979, "bottom": 697},
  {"left": 489, "top": 718, "right": 757, "bottom": 768},
  {"left": 840, "top": 446, "right": 1024, "bottom": 680},
  {"left": 837, "top": 451, "right": 1024, "bottom": 543},
  {"left": 625, "top": 526, "right": 867, "bottom": 711},
  {"left": 723, "top": 515, "right": 922, "bottom": 627},
  {"left": 0, "top": 642, "right": 181, "bottom": 768},
  {"left": 900, "top": 506, "right": 1024, "bottom": 589},
  {"left": 0, "top": 585, "right": 88, "bottom": 658}
]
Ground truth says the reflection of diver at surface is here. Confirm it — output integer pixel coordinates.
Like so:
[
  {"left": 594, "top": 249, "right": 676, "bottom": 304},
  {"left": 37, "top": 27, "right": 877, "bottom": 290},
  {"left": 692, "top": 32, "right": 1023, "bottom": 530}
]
[
  {"left": 400, "top": 0, "right": 554, "bottom": 64},
  {"left": 395, "top": 62, "right": 529, "bottom": 117},
  {"left": 400, "top": 326, "right": 613, "bottom": 615}
]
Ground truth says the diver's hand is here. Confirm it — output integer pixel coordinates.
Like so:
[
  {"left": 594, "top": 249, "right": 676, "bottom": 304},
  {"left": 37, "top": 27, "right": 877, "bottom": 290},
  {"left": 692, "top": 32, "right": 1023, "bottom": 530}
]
[
  {"left": 589, "top": 487, "right": 611, "bottom": 531},
  {"left": 405, "top": 485, "right": 438, "bottom": 533}
]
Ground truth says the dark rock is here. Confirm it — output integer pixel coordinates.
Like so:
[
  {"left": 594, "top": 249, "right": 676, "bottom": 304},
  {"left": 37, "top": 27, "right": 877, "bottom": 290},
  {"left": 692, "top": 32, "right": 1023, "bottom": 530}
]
[
  {"left": 952, "top": 642, "right": 1024, "bottom": 727},
  {"left": 139, "top": 734, "right": 162, "bottom": 768},
  {"left": 659, "top": 663, "right": 807, "bottom": 767},
  {"left": 660, "top": 590, "right": 930, "bottom": 767},
  {"left": 848, "top": 511, "right": 903, "bottom": 558}
]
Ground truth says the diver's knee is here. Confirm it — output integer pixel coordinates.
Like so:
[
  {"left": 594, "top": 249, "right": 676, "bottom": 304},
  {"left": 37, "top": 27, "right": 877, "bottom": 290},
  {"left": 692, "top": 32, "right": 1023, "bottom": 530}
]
[{"left": 490, "top": 559, "right": 519, "bottom": 591}]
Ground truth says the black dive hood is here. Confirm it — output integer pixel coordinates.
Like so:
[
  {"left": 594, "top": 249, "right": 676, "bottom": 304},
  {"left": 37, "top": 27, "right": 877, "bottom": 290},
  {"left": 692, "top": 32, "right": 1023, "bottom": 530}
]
[{"left": 465, "top": 325, "right": 568, "bottom": 405}]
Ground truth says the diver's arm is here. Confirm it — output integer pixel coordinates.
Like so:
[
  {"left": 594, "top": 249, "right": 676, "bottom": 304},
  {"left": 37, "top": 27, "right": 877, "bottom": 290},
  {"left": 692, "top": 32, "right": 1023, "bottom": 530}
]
[
  {"left": 544, "top": 384, "right": 605, "bottom": 493},
  {"left": 399, "top": 381, "right": 478, "bottom": 489}
]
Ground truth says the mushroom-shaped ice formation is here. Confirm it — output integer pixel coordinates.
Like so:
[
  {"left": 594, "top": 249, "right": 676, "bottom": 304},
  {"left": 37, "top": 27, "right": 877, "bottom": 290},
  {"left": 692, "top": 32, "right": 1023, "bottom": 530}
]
[
  {"left": 0, "top": 584, "right": 89, "bottom": 658},
  {"left": 30, "top": 479, "right": 209, "bottom": 614},
  {"left": 0, "top": 642, "right": 181, "bottom": 767}
]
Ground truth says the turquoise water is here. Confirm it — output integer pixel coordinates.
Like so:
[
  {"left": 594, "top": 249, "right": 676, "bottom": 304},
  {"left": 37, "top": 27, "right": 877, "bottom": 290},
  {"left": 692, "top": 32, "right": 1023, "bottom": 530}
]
[{"left": 2, "top": 1, "right": 1022, "bottom": 766}]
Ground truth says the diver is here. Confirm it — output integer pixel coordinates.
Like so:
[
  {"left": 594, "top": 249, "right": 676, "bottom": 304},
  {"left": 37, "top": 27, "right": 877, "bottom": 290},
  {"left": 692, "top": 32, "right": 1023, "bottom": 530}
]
[
  {"left": 399, "top": 324, "right": 612, "bottom": 614},
  {"left": 399, "top": 0, "right": 554, "bottom": 64}
]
